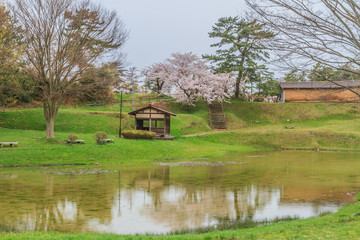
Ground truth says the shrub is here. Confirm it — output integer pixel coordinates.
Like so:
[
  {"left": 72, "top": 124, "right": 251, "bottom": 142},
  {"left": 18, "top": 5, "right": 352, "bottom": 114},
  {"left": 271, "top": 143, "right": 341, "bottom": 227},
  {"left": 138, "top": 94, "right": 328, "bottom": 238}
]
[
  {"left": 94, "top": 131, "right": 108, "bottom": 143},
  {"left": 253, "top": 95, "right": 265, "bottom": 102},
  {"left": 122, "top": 130, "right": 156, "bottom": 139},
  {"left": 67, "top": 134, "right": 78, "bottom": 142}
]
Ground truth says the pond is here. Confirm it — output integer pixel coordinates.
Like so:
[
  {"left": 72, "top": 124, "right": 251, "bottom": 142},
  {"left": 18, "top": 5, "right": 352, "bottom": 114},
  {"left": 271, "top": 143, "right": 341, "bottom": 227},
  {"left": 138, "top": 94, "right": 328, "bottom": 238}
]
[{"left": 0, "top": 151, "right": 360, "bottom": 234}]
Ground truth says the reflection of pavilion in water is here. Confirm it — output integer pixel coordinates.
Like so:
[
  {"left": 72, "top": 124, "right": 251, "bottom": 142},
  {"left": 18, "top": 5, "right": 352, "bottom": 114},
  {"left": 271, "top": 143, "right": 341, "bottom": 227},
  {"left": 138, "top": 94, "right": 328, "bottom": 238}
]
[{"left": 0, "top": 164, "right": 356, "bottom": 234}]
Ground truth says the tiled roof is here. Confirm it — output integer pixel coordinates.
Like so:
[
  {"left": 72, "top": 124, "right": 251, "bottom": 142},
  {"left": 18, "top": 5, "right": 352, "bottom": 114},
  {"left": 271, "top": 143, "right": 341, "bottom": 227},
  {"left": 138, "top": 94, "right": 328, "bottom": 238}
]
[
  {"left": 279, "top": 80, "right": 360, "bottom": 89},
  {"left": 128, "top": 104, "right": 176, "bottom": 116}
]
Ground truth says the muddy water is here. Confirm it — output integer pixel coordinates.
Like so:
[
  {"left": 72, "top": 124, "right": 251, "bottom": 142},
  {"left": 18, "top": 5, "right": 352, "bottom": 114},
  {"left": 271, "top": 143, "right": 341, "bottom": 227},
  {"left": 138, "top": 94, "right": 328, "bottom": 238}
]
[{"left": 1, "top": 151, "right": 360, "bottom": 234}]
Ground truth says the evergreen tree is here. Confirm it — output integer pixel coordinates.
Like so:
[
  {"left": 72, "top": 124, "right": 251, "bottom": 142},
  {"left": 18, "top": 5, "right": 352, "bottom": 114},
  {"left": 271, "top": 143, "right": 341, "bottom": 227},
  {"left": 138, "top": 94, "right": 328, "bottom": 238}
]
[
  {"left": 203, "top": 17, "right": 274, "bottom": 99},
  {"left": 284, "top": 70, "right": 307, "bottom": 82}
]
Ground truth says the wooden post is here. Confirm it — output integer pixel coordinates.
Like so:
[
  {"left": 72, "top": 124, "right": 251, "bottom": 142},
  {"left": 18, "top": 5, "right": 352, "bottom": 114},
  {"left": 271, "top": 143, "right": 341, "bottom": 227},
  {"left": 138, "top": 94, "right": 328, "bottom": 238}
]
[
  {"left": 119, "top": 90, "right": 123, "bottom": 137},
  {"left": 149, "top": 106, "right": 152, "bottom": 132}
]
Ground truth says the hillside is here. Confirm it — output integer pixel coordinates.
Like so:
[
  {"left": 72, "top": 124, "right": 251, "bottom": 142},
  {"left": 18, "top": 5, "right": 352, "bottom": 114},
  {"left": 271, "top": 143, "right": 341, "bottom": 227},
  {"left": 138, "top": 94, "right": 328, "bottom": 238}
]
[
  {"left": 1, "top": 99, "right": 360, "bottom": 168},
  {"left": 1, "top": 99, "right": 359, "bottom": 136}
]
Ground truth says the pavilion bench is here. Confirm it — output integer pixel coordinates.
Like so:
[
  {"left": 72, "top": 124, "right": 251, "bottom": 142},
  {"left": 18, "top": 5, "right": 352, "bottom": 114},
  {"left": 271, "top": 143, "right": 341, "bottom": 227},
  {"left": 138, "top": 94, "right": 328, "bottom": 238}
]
[
  {"left": 65, "top": 140, "right": 85, "bottom": 144},
  {"left": 0, "top": 142, "right": 18, "bottom": 147}
]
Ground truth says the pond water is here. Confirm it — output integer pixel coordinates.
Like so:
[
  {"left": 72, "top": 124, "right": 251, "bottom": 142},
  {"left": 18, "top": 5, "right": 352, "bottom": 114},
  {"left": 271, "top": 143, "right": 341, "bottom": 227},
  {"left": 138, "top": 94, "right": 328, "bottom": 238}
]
[{"left": 1, "top": 151, "right": 360, "bottom": 234}]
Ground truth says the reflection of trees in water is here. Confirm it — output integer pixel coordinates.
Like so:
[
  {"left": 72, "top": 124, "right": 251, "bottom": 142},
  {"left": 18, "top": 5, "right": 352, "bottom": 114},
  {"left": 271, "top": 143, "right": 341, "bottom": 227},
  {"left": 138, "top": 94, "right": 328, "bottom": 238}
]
[
  {"left": 0, "top": 159, "right": 357, "bottom": 233},
  {"left": 137, "top": 166, "right": 278, "bottom": 230},
  {"left": 0, "top": 174, "right": 119, "bottom": 232}
]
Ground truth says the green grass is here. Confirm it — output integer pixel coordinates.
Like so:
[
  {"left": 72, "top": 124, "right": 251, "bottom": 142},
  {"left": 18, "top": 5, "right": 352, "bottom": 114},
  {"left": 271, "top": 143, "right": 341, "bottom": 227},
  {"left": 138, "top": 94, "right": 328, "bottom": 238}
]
[
  {"left": 0, "top": 108, "right": 210, "bottom": 137},
  {"left": 1, "top": 101, "right": 360, "bottom": 168},
  {"left": 0, "top": 128, "right": 258, "bottom": 167}
]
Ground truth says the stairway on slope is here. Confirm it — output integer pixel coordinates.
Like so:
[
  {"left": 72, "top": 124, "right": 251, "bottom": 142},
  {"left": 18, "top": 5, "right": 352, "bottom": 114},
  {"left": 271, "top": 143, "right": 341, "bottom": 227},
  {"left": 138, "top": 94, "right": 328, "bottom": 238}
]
[{"left": 208, "top": 102, "right": 227, "bottom": 130}]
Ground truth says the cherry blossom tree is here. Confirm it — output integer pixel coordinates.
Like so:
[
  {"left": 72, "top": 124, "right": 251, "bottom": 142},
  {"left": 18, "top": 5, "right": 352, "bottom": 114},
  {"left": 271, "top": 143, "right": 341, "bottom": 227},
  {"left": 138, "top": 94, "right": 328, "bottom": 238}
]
[
  {"left": 143, "top": 52, "right": 233, "bottom": 107},
  {"left": 142, "top": 63, "right": 172, "bottom": 94}
]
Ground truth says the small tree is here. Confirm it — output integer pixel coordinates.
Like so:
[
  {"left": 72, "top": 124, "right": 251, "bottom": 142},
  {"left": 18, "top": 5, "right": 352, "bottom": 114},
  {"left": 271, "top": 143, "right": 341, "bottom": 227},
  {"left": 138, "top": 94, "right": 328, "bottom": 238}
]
[
  {"left": 203, "top": 16, "right": 274, "bottom": 99},
  {"left": 142, "top": 63, "right": 171, "bottom": 94},
  {"left": 11, "top": 0, "right": 128, "bottom": 138},
  {"left": 258, "top": 79, "right": 281, "bottom": 97}
]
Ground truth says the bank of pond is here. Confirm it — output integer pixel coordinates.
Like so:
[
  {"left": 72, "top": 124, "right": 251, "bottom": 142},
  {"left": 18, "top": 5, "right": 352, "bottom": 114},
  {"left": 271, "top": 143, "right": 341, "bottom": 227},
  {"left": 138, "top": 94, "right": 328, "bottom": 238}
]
[{"left": 0, "top": 150, "right": 359, "bottom": 239}]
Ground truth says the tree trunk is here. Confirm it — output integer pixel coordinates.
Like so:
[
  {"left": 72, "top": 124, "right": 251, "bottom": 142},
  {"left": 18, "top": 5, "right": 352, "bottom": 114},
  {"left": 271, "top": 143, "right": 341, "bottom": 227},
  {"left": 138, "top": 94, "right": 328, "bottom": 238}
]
[
  {"left": 234, "top": 78, "right": 241, "bottom": 99},
  {"left": 46, "top": 116, "right": 55, "bottom": 139},
  {"left": 234, "top": 70, "right": 244, "bottom": 99},
  {"left": 44, "top": 103, "right": 57, "bottom": 139}
]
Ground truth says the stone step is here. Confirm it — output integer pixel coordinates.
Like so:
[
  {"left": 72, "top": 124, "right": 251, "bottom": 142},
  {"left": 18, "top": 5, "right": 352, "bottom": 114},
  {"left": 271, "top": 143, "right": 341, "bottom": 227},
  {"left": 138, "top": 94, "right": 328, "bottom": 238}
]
[
  {"left": 211, "top": 118, "right": 226, "bottom": 122},
  {"left": 213, "top": 126, "right": 227, "bottom": 129},
  {"left": 208, "top": 102, "right": 227, "bottom": 130}
]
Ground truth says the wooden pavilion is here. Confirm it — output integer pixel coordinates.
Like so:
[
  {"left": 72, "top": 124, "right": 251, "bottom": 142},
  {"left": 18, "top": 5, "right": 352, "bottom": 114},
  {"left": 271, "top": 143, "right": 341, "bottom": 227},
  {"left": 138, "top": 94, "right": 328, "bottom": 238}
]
[{"left": 128, "top": 104, "right": 176, "bottom": 139}]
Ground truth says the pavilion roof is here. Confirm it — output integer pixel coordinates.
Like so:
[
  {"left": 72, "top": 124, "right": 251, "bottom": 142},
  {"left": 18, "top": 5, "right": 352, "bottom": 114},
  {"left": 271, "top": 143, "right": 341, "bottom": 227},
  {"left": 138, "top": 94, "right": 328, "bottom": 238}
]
[{"left": 128, "top": 104, "right": 177, "bottom": 116}]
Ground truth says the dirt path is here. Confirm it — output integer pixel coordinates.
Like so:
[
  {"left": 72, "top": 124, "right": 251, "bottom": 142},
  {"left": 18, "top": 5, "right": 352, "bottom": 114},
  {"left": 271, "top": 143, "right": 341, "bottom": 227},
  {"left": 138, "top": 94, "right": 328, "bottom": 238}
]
[{"left": 183, "top": 130, "right": 227, "bottom": 137}]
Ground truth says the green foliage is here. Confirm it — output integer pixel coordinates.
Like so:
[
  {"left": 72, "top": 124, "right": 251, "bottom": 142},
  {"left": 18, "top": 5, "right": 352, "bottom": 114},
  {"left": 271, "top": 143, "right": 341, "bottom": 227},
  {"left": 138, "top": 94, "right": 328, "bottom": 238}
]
[
  {"left": 284, "top": 64, "right": 360, "bottom": 83},
  {"left": 67, "top": 134, "right": 78, "bottom": 142},
  {"left": 308, "top": 63, "right": 341, "bottom": 82},
  {"left": 122, "top": 130, "right": 156, "bottom": 139},
  {"left": 284, "top": 70, "right": 307, "bottom": 82},
  {"left": 67, "top": 62, "right": 124, "bottom": 104},
  {"left": 203, "top": 16, "right": 274, "bottom": 98},
  {"left": 94, "top": 131, "right": 108, "bottom": 143},
  {"left": 258, "top": 79, "right": 281, "bottom": 97},
  {"left": 0, "top": 6, "right": 35, "bottom": 107}
]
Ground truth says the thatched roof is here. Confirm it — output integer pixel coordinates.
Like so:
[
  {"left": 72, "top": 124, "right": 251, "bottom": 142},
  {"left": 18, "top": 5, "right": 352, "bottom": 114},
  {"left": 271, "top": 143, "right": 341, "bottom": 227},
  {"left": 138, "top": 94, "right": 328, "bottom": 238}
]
[{"left": 280, "top": 80, "right": 360, "bottom": 89}]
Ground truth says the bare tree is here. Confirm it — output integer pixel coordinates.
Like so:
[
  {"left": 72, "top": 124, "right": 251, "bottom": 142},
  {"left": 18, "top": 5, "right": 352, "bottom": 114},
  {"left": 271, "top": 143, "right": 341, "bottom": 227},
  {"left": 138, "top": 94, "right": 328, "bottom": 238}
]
[
  {"left": 246, "top": 0, "right": 360, "bottom": 77},
  {"left": 10, "top": 0, "right": 128, "bottom": 138}
]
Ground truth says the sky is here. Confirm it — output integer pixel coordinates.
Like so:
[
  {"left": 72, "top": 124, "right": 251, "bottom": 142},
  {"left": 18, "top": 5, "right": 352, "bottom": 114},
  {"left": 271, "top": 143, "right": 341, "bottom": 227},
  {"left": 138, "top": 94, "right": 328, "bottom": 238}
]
[{"left": 101, "top": 0, "right": 246, "bottom": 70}]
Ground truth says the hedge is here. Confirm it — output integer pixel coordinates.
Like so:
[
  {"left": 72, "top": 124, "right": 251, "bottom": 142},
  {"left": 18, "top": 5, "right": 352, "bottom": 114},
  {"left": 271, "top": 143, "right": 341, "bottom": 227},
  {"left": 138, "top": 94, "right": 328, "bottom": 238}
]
[{"left": 122, "top": 130, "right": 156, "bottom": 139}]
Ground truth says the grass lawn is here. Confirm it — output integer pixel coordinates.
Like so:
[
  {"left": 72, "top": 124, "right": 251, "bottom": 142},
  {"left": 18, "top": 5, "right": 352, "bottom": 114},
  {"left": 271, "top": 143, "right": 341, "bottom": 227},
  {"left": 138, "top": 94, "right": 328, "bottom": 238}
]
[{"left": 0, "top": 128, "right": 262, "bottom": 168}]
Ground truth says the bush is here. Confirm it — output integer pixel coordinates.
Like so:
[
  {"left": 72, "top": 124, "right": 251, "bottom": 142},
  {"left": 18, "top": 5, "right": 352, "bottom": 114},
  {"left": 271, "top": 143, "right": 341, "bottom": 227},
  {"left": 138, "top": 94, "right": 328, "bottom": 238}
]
[
  {"left": 122, "top": 130, "right": 156, "bottom": 139},
  {"left": 253, "top": 95, "right": 265, "bottom": 102},
  {"left": 94, "top": 131, "right": 108, "bottom": 143},
  {"left": 67, "top": 134, "right": 78, "bottom": 142}
]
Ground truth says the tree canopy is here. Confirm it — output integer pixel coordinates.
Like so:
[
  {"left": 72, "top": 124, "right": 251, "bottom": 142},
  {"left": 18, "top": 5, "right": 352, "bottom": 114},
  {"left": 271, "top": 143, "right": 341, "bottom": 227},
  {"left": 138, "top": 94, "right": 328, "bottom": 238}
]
[
  {"left": 203, "top": 16, "right": 274, "bottom": 99},
  {"left": 247, "top": 0, "right": 360, "bottom": 78},
  {"left": 10, "top": 0, "right": 128, "bottom": 138}
]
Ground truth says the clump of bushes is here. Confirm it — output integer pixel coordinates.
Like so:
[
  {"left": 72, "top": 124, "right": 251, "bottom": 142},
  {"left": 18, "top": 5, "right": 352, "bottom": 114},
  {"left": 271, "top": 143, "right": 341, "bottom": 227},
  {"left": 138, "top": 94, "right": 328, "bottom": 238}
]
[
  {"left": 67, "top": 134, "right": 78, "bottom": 143},
  {"left": 122, "top": 130, "right": 156, "bottom": 139},
  {"left": 94, "top": 131, "right": 108, "bottom": 143}
]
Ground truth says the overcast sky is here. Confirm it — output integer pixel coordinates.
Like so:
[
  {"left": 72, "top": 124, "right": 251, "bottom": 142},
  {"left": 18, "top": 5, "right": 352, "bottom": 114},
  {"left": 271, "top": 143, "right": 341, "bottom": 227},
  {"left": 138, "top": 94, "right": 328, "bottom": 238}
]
[{"left": 101, "top": 0, "right": 246, "bottom": 70}]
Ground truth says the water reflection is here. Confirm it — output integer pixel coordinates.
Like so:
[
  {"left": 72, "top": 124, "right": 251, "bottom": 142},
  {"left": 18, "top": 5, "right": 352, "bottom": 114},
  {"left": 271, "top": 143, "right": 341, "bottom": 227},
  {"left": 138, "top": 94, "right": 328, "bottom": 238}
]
[{"left": 0, "top": 151, "right": 359, "bottom": 234}]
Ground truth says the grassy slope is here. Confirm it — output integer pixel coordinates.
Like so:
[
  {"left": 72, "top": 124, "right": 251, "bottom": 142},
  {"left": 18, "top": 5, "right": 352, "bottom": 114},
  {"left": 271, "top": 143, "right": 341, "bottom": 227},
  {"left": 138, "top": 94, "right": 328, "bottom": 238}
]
[
  {"left": 1, "top": 100, "right": 360, "bottom": 168},
  {"left": 0, "top": 101, "right": 211, "bottom": 137},
  {"left": 2, "top": 196, "right": 360, "bottom": 239}
]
